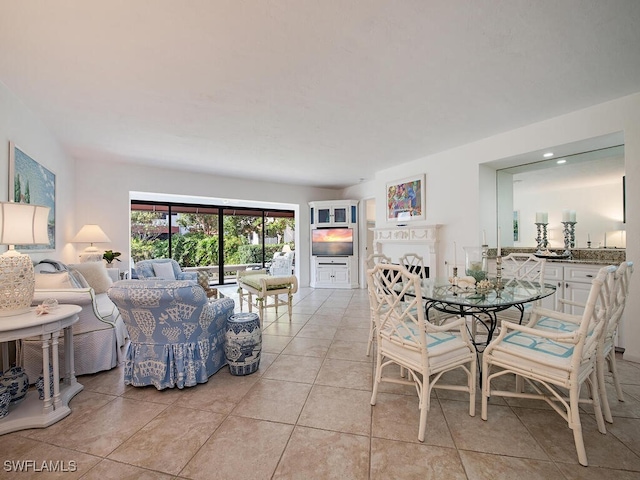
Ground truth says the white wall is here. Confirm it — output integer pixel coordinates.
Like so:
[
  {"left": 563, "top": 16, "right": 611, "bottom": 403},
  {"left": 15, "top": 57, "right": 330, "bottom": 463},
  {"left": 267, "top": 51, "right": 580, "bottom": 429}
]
[
  {"left": 73, "top": 158, "right": 341, "bottom": 287},
  {"left": 0, "top": 83, "right": 77, "bottom": 263},
  {"left": 344, "top": 92, "right": 640, "bottom": 363}
]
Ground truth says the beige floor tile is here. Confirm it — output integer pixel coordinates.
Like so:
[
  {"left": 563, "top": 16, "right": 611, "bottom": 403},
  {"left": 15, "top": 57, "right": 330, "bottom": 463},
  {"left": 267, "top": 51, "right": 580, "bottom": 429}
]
[
  {"left": 0, "top": 442, "right": 101, "bottom": 479},
  {"left": 306, "top": 314, "right": 343, "bottom": 326},
  {"left": 108, "top": 407, "right": 225, "bottom": 475},
  {"left": 371, "top": 392, "right": 454, "bottom": 447},
  {"left": 232, "top": 378, "right": 311, "bottom": 424},
  {"left": 314, "top": 357, "right": 373, "bottom": 391},
  {"left": 180, "top": 416, "right": 293, "bottom": 480},
  {"left": 0, "top": 433, "right": 45, "bottom": 459},
  {"left": 174, "top": 369, "right": 258, "bottom": 414},
  {"left": 555, "top": 461, "right": 640, "bottom": 480},
  {"left": 298, "top": 385, "right": 371, "bottom": 436},
  {"left": 80, "top": 458, "right": 174, "bottom": 480},
  {"left": 296, "top": 324, "right": 338, "bottom": 340},
  {"left": 22, "top": 391, "right": 119, "bottom": 442},
  {"left": 442, "top": 399, "right": 550, "bottom": 460},
  {"left": 35, "top": 397, "right": 167, "bottom": 457},
  {"left": 600, "top": 415, "right": 640, "bottom": 456},
  {"left": 334, "top": 326, "right": 370, "bottom": 342},
  {"left": 253, "top": 351, "right": 278, "bottom": 375},
  {"left": 78, "top": 367, "right": 126, "bottom": 396},
  {"left": 273, "top": 426, "right": 369, "bottom": 479},
  {"left": 370, "top": 437, "right": 466, "bottom": 479},
  {"left": 459, "top": 450, "right": 564, "bottom": 480},
  {"left": 120, "top": 382, "right": 185, "bottom": 404},
  {"left": 262, "top": 321, "right": 305, "bottom": 336},
  {"left": 262, "top": 354, "right": 323, "bottom": 384},
  {"left": 262, "top": 334, "right": 293, "bottom": 354},
  {"left": 281, "top": 336, "right": 332, "bottom": 357},
  {"left": 327, "top": 339, "right": 372, "bottom": 363},
  {"left": 514, "top": 406, "right": 640, "bottom": 470}
]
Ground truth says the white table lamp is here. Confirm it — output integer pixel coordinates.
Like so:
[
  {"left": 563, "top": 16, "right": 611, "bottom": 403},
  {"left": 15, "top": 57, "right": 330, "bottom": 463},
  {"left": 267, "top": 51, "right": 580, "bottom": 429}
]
[
  {"left": 0, "top": 202, "right": 51, "bottom": 316},
  {"left": 72, "top": 224, "right": 111, "bottom": 253}
]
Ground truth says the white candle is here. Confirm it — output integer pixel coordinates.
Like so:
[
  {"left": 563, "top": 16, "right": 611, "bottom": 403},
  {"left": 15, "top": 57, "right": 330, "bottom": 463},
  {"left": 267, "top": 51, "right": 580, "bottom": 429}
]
[
  {"left": 562, "top": 210, "right": 570, "bottom": 222},
  {"left": 453, "top": 242, "right": 457, "bottom": 266},
  {"left": 542, "top": 212, "right": 548, "bottom": 223},
  {"left": 497, "top": 227, "right": 501, "bottom": 257},
  {"left": 536, "top": 212, "right": 542, "bottom": 223},
  {"left": 604, "top": 232, "right": 607, "bottom": 247},
  {"left": 482, "top": 230, "right": 487, "bottom": 246},
  {"left": 588, "top": 233, "right": 591, "bottom": 242},
  {"left": 570, "top": 210, "right": 576, "bottom": 222}
]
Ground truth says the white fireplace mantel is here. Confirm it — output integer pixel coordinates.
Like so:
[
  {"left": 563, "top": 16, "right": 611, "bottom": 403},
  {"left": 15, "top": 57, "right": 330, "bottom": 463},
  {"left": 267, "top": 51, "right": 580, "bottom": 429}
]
[{"left": 371, "top": 225, "right": 441, "bottom": 277}]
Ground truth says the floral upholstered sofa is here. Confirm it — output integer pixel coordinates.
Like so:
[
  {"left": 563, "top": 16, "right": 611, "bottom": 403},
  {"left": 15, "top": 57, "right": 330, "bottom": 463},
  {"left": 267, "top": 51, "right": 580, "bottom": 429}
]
[{"left": 107, "top": 279, "right": 234, "bottom": 390}]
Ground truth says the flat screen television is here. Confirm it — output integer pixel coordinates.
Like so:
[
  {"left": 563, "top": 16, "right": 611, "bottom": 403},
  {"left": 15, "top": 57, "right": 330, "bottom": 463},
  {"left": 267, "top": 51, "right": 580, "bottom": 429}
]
[{"left": 312, "top": 228, "right": 354, "bottom": 256}]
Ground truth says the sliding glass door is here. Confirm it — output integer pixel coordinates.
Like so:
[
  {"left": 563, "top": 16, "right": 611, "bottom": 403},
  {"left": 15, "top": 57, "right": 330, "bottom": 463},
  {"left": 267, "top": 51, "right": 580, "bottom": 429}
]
[{"left": 131, "top": 201, "right": 294, "bottom": 285}]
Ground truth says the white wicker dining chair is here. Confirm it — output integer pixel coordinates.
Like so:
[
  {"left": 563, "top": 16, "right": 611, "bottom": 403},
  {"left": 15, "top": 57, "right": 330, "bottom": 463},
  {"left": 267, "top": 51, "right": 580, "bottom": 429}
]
[
  {"left": 530, "top": 261, "right": 633, "bottom": 423},
  {"left": 481, "top": 265, "right": 615, "bottom": 466},
  {"left": 496, "top": 253, "right": 547, "bottom": 324},
  {"left": 400, "top": 253, "right": 428, "bottom": 279},
  {"left": 368, "top": 263, "right": 476, "bottom": 442},
  {"left": 366, "top": 253, "right": 392, "bottom": 356}
]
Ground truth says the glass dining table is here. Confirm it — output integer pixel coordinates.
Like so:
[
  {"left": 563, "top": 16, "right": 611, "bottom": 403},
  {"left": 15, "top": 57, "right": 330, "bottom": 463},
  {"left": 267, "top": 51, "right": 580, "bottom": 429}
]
[{"left": 397, "top": 278, "right": 557, "bottom": 354}]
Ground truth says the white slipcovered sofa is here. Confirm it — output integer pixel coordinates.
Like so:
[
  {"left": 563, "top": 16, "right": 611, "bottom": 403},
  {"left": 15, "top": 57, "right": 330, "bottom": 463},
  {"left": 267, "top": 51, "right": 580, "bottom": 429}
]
[{"left": 21, "top": 261, "right": 128, "bottom": 382}]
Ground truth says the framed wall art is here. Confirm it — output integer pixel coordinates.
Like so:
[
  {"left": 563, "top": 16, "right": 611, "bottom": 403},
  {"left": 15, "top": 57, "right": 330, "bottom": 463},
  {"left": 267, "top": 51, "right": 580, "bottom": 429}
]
[
  {"left": 513, "top": 210, "right": 520, "bottom": 242},
  {"left": 9, "top": 141, "right": 56, "bottom": 250},
  {"left": 386, "top": 174, "right": 426, "bottom": 222}
]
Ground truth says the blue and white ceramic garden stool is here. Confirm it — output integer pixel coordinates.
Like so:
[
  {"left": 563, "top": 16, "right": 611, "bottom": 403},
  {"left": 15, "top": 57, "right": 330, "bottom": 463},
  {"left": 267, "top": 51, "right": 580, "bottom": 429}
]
[{"left": 225, "top": 312, "right": 261, "bottom": 376}]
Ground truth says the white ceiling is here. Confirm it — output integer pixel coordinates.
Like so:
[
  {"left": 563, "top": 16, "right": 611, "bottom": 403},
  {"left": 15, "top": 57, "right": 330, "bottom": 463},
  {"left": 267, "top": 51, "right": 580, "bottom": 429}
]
[{"left": 1, "top": 1, "right": 640, "bottom": 189}]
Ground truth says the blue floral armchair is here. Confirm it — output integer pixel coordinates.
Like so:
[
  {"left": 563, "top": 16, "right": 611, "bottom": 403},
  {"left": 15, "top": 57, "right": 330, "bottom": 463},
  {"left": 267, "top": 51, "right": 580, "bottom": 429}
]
[
  {"left": 133, "top": 259, "right": 198, "bottom": 282},
  {"left": 107, "top": 280, "right": 234, "bottom": 390}
]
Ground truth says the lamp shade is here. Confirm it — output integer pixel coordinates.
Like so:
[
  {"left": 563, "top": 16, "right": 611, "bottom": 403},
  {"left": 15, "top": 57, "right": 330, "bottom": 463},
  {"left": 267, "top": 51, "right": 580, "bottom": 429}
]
[
  {"left": 72, "top": 224, "right": 111, "bottom": 245},
  {"left": 0, "top": 202, "right": 51, "bottom": 245}
]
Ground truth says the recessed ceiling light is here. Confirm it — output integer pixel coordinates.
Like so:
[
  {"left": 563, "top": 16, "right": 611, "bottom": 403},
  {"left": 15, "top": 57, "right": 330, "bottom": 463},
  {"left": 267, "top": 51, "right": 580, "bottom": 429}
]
[
  {"left": 556, "top": 159, "right": 567, "bottom": 164},
  {"left": 543, "top": 152, "right": 554, "bottom": 158}
]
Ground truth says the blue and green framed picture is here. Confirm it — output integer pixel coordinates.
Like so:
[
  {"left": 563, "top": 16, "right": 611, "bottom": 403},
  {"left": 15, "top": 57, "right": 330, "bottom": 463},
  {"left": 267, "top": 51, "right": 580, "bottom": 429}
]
[{"left": 9, "top": 142, "right": 55, "bottom": 250}]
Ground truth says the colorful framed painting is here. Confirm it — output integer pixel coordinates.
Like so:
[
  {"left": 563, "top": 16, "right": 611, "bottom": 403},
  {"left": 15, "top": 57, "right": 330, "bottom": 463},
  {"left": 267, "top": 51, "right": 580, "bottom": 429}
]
[
  {"left": 513, "top": 210, "right": 520, "bottom": 242},
  {"left": 386, "top": 174, "right": 426, "bottom": 222},
  {"left": 8, "top": 142, "right": 56, "bottom": 250}
]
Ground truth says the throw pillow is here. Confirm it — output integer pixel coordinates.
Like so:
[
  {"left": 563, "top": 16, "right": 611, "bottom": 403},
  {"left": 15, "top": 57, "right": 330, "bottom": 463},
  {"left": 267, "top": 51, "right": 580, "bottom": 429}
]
[
  {"left": 69, "top": 262, "right": 113, "bottom": 294},
  {"left": 34, "top": 272, "right": 75, "bottom": 289},
  {"left": 68, "top": 268, "right": 91, "bottom": 288},
  {"left": 152, "top": 262, "right": 176, "bottom": 280}
]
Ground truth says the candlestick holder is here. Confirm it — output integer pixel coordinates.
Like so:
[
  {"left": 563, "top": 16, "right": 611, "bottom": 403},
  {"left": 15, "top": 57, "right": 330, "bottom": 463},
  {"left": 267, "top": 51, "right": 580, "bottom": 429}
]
[
  {"left": 535, "top": 222, "right": 549, "bottom": 254},
  {"left": 562, "top": 221, "right": 577, "bottom": 258},
  {"left": 452, "top": 267, "right": 458, "bottom": 295},
  {"left": 495, "top": 254, "right": 503, "bottom": 294}
]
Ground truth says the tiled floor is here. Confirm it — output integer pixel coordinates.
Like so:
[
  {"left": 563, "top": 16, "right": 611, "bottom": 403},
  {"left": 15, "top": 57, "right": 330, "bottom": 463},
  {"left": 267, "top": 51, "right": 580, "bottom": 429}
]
[{"left": 2, "top": 286, "right": 640, "bottom": 479}]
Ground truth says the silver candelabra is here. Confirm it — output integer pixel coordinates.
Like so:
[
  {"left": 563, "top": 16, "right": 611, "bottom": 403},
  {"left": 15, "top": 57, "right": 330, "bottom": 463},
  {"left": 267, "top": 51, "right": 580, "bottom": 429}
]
[
  {"left": 535, "top": 222, "right": 549, "bottom": 253},
  {"left": 562, "top": 221, "right": 577, "bottom": 258}
]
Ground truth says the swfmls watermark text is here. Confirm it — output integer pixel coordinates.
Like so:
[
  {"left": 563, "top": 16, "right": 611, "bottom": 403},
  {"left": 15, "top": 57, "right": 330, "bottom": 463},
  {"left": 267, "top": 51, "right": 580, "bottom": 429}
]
[{"left": 4, "top": 460, "right": 77, "bottom": 473}]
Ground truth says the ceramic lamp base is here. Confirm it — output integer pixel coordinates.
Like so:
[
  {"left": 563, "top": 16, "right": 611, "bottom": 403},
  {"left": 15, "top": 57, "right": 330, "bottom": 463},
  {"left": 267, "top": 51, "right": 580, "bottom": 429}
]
[{"left": 0, "top": 250, "right": 34, "bottom": 317}]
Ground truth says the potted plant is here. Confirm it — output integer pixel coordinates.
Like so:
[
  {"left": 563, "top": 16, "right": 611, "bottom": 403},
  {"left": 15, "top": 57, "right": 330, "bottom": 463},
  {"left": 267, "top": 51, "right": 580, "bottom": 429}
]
[{"left": 103, "top": 250, "right": 121, "bottom": 267}]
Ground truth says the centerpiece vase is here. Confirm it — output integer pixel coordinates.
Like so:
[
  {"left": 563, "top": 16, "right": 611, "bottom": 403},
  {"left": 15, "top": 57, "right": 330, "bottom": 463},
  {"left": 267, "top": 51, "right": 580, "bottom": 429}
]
[{"left": 464, "top": 246, "right": 488, "bottom": 283}]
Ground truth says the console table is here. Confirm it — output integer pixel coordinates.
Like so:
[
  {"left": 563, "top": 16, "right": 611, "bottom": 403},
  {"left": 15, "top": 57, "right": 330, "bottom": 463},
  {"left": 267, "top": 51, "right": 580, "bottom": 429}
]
[{"left": 0, "top": 304, "right": 83, "bottom": 434}]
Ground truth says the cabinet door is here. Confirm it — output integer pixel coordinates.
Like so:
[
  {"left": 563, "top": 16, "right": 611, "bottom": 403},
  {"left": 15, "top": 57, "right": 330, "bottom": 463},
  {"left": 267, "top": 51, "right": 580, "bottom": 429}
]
[
  {"left": 316, "top": 267, "right": 333, "bottom": 284},
  {"left": 563, "top": 281, "right": 593, "bottom": 315},
  {"left": 333, "top": 207, "right": 347, "bottom": 224},
  {"left": 317, "top": 208, "right": 331, "bottom": 224},
  {"left": 333, "top": 268, "right": 350, "bottom": 285}
]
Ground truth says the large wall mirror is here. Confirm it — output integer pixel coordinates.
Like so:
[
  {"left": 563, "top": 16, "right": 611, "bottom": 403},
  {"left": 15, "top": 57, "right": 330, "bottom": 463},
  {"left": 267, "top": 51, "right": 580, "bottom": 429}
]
[{"left": 494, "top": 134, "right": 625, "bottom": 250}]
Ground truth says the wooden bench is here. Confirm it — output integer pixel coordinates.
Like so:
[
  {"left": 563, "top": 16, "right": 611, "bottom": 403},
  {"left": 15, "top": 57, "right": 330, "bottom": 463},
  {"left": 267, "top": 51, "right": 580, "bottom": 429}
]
[{"left": 236, "top": 269, "right": 298, "bottom": 323}]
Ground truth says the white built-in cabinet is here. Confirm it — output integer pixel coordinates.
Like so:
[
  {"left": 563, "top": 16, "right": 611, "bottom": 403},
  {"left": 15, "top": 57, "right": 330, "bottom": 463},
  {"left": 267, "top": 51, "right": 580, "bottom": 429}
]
[
  {"left": 309, "top": 200, "right": 359, "bottom": 288},
  {"left": 543, "top": 263, "right": 602, "bottom": 314}
]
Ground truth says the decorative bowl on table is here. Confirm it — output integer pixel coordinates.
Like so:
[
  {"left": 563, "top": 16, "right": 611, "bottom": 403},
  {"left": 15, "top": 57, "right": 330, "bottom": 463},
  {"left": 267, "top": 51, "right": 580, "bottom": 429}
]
[{"left": 0, "top": 366, "right": 29, "bottom": 404}]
